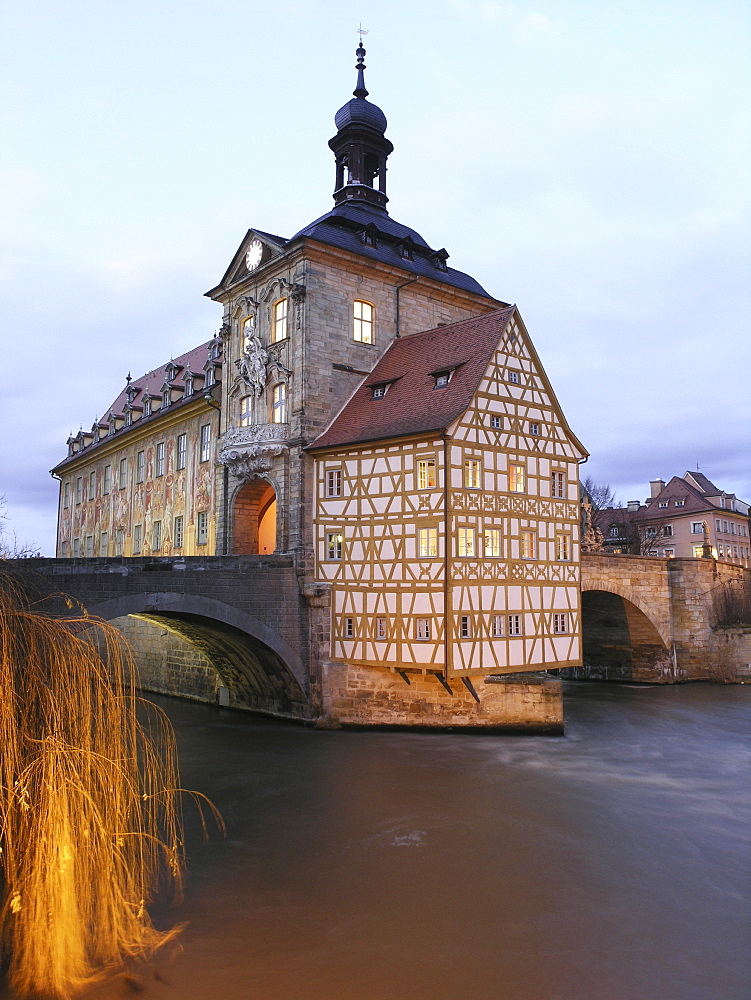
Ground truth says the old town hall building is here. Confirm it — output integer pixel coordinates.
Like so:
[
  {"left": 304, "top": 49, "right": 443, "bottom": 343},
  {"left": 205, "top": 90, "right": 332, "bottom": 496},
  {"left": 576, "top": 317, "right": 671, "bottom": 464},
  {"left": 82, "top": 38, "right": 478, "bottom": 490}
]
[{"left": 53, "top": 46, "right": 587, "bottom": 722}]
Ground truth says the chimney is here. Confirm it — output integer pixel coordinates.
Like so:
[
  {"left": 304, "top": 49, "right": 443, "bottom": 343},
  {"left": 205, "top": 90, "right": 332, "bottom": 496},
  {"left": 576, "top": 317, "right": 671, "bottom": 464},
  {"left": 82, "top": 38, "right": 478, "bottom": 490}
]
[
  {"left": 650, "top": 479, "right": 665, "bottom": 499},
  {"left": 627, "top": 501, "right": 640, "bottom": 513}
]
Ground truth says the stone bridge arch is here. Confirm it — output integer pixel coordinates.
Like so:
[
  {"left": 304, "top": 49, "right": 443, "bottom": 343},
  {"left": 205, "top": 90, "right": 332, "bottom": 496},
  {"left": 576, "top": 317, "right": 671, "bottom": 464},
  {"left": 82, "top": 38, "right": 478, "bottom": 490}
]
[{"left": 87, "top": 592, "right": 310, "bottom": 719}]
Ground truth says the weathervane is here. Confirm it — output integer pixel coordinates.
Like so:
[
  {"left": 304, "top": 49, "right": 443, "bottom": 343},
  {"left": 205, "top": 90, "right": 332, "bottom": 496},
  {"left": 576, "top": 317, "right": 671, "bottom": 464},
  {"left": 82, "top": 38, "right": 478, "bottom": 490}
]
[{"left": 358, "top": 23, "right": 368, "bottom": 43}]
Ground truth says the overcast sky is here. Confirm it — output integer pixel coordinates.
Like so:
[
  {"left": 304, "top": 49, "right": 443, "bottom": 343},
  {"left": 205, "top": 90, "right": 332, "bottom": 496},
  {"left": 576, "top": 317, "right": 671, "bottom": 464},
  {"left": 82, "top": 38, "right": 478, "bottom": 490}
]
[{"left": 1, "top": 0, "right": 749, "bottom": 554}]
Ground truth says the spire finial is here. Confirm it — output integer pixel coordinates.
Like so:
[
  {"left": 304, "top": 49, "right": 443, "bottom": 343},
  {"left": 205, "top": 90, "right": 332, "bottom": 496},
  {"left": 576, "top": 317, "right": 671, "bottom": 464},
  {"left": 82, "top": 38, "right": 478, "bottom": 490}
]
[{"left": 354, "top": 28, "right": 368, "bottom": 99}]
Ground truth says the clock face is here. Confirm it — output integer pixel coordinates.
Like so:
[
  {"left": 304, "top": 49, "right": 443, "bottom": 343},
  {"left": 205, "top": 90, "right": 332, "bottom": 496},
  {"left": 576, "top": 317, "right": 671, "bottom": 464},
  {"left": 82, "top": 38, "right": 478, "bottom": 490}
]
[{"left": 245, "top": 239, "right": 263, "bottom": 271}]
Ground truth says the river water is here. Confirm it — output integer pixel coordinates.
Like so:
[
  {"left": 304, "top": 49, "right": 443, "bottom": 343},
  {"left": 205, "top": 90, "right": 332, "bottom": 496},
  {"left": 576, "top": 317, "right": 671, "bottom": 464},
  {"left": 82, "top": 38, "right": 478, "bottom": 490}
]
[{"left": 29, "top": 683, "right": 751, "bottom": 1000}]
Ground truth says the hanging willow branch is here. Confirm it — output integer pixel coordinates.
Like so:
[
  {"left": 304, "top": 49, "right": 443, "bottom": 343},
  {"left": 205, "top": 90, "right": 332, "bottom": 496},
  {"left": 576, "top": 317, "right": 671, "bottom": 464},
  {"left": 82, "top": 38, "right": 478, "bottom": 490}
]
[{"left": 0, "top": 573, "right": 208, "bottom": 998}]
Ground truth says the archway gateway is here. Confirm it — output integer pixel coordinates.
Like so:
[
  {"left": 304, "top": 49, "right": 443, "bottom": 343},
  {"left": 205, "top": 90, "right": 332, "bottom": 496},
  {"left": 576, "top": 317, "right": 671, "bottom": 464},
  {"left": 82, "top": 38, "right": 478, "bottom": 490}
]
[{"left": 232, "top": 480, "right": 277, "bottom": 555}]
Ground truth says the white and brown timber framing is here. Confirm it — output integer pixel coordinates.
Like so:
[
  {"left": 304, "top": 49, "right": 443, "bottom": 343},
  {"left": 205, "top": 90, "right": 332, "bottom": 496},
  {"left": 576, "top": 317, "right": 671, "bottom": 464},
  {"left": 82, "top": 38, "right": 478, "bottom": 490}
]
[{"left": 308, "top": 307, "right": 588, "bottom": 678}]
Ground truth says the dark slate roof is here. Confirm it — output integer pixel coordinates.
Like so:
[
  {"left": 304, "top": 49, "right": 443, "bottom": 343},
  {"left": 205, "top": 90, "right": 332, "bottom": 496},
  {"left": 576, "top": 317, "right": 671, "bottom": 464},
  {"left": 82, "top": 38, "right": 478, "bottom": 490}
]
[
  {"left": 290, "top": 203, "right": 494, "bottom": 298},
  {"left": 683, "top": 471, "right": 720, "bottom": 496},
  {"left": 334, "top": 97, "right": 387, "bottom": 132},
  {"left": 308, "top": 307, "right": 515, "bottom": 451},
  {"left": 629, "top": 476, "right": 715, "bottom": 522}
]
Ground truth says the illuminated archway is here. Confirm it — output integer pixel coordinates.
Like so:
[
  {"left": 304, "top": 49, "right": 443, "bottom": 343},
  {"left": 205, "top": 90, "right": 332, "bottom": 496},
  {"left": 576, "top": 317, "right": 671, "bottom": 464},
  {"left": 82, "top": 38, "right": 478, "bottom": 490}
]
[{"left": 232, "top": 479, "right": 277, "bottom": 555}]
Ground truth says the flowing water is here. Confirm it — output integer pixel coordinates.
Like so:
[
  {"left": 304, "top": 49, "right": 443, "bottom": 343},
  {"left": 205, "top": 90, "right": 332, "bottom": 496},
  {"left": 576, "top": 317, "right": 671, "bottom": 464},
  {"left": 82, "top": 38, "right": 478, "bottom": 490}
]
[{"left": 20, "top": 683, "right": 751, "bottom": 999}]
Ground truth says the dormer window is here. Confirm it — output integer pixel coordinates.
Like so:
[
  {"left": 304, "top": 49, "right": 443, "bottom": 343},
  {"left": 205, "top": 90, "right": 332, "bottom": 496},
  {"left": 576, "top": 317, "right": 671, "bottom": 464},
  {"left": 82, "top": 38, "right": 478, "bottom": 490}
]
[
  {"left": 675, "top": 499, "right": 685, "bottom": 507},
  {"left": 659, "top": 501, "right": 669, "bottom": 508},
  {"left": 184, "top": 373, "right": 194, "bottom": 396},
  {"left": 165, "top": 363, "right": 177, "bottom": 382},
  {"left": 432, "top": 249, "right": 449, "bottom": 272},
  {"left": 209, "top": 337, "right": 221, "bottom": 361},
  {"left": 360, "top": 226, "right": 378, "bottom": 247},
  {"left": 143, "top": 396, "right": 152, "bottom": 417},
  {"left": 205, "top": 365, "right": 215, "bottom": 387},
  {"left": 371, "top": 384, "right": 388, "bottom": 399},
  {"left": 434, "top": 371, "right": 452, "bottom": 389}
]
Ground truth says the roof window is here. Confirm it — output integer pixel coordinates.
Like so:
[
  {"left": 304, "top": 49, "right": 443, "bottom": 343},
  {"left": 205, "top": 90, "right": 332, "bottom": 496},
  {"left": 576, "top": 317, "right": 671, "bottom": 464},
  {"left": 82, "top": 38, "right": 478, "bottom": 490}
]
[{"left": 371, "top": 383, "right": 389, "bottom": 399}]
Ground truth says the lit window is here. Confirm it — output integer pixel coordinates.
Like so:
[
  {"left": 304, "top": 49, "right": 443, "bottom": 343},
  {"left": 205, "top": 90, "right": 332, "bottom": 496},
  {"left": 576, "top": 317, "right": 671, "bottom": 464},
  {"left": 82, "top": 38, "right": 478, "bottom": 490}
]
[
  {"left": 155, "top": 442, "right": 165, "bottom": 477},
  {"left": 200, "top": 424, "right": 211, "bottom": 462},
  {"left": 240, "top": 396, "right": 252, "bottom": 427},
  {"left": 508, "top": 614, "right": 522, "bottom": 636},
  {"left": 521, "top": 531, "right": 536, "bottom": 559},
  {"left": 344, "top": 617, "right": 354, "bottom": 638},
  {"left": 693, "top": 545, "right": 704, "bottom": 558},
  {"left": 136, "top": 451, "right": 145, "bottom": 483},
  {"left": 197, "top": 511, "right": 208, "bottom": 546},
  {"left": 89, "top": 471, "right": 96, "bottom": 500},
  {"left": 664, "top": 548, "right": 675, "bottom": 558},
  {"left": 529, "top": 422, "right": 540, "bottom": 436},
  {"left": 176, "top": 433, "right": 187, "bottom": 470},
  {"left": 152, "top": 520, "right": 162, "bottom": 552},
  {"left": 326, "top": 531, "right": 343, "bottom": 560},
  {"left": 63, "top": 482, "right": 70, "bottom": 508},
  {"left": 273, "top": 298, "right": 288, "bottom": 342},
  {"left": 484, "top": 528, "right": 501, "bottom": 557},
  {"left": 272, "top": 384, "right": 287, "bottom": 423},
  {"left": 460, "top": 616, "right": 471, "bottom": 638},
  {"left": 492, "top": 614, "right": 504, "bottom": 637},
  {"left": 75, "top": 477, "right": 82, "bottom": 504},
  {"left": 418, "top": 527, "right": 438, "bottom": 558},
  {"left": 376, "top": 617, "right": 387, "bottom": 639},
  {"left": 491, "top": 415, "right": 502, "bottom": 429},
  {"left": 119, "top": 458, "right": 128, "bottom": 489},
  {"left": 509, "top": 464, "right": 525, "bottom": 493},
  {"left": 551, "top": 471, "right": 565, "bottom": 498},
  {"left": 174, "top": 515, "right": 184, "bottom": 549},
  {"left": 418, "top": 459, "right": 436, "bottom": 489},
  {"left": 508, "top": 371, "right": 519, "bottom": 385},
  {"left": 133, "top": 525, "right": 142, "bottom": 554},
  {"left": 103, "top": 466, "right": 111, "bottom": 495},
  {"left": 326, "top": 469, "right": 342, "bottom": 497},
  {"left": 553, "top": 613, "right": 568, "bottom": 634},
  {"left": 464, "top": 459, "right": 481, "bottom": 489},
  {"left": 556, "top": 533, "right": 571, "bottom": 561},
  {"left": 416, "top": 618, "right": 431, "bottom": 641},
  {"left": 99, "top": 531, "right": 108, "bottom": 556},
  {"left": 458, "top": 527, "right": 475, "bottom": 557},
  {"left": 353, "top": 300, "right": 373, "bottom": 344}
]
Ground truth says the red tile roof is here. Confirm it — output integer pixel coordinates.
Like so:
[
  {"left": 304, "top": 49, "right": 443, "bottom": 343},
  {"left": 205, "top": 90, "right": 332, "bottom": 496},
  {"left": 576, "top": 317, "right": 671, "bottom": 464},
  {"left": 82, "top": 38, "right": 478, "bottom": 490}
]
[{"left": 308, "top": 307, "right": 515, "bottom": 451}]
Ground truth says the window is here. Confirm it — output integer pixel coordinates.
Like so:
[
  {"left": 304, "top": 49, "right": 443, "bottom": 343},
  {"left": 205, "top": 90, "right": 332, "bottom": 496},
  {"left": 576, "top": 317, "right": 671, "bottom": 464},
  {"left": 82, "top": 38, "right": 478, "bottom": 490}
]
[
  {"left": 99, "top": 531, "right": 108, "bottom": 556},
  {"left": 133, "top": 525, "right": 142, "bottom": 555},
  {"left": 63, "top": 482, "right": 70, "bottom": 508},
  {"left": 662, "top": 525, "right": 673, "bottom": 537},
  {"left": 509, "top": 464, "right": 525, "bottom": 493},
  {"left": 75, "top": 477, "right": 82, "bottom": 504},
  {"left": 508, "top": 614, "right": 522, "bottom": 636},
  {"left": 731, "top": 523, "right": 737, "bottom": 535},
  {"left": 326, "top": 469, "right": 342, "bottom": 497},
  {"left": 136, "top": 451, "right": 145, "bottom": 483},
  {"left": 88, "top": 471, "right": 96, "bottom": 500},
  {"left": 664, "top": 548, "right": 675, "bottom": 558},
  {"left": 197, "top": 511, "right": 208, "bottom": 546},
  {"left": 460, "top": 616, "right": 471, "bottom": 638},
  {"left": 85, "top": 535, "right": 94, "bottom": 558},
  {"left": 353, "top": 300, "right": 374, "bottom": 344},
  {"left": 143, "top": 396, "right": 152, "bottom": 417},
  {"left": 103, "top": 465, "right": 111, "bottom": 495},
  {"left": 273, "top": 298, "right": 288, "bottom": 342},
  {"left": 344, "top": 617, "right": 354, "bottom": 638},
  {"left": 119, "top": 457, "right": 127, "bottom": 489},
  {"left": 376, "top": 617, "right": 387, "bottom": 639},
  {"left": 115, "top": 529, "right": 124, "bottom": 556},
  {"left": 715, "top": 519, "right": 722, "bottom": 532},
  {"left": 155, "top": 442, "right": 165, "bottom": 477},
  {"left": 551, "top": 471, "right": 565, "bottom": 498},
  {"left": 418, "top": 459, "right": 436, "bottom": 490},
  {"left": 658, "top": 501, "right": 669, "bottom": 509},
  {"left": 416, "top": 618, "right": 431, "bottom": 641},
  {"left": 242, "top": 316, "right": 255, "bottom": 349},
  {"left": 556, "top": 533, "right": 571, "bottom": 561},
  {"left": 692, "top": 544, "right": 704, "bottom": 557},
  {"left": 691, "top": 522, "right": 704, "bottom": 534},
  {"left": 73, "top": 538, "right": 80, "bottom": 557},
  {"left": 675, "top": 499, "right": 685, "bottom": 507},
  {"left": 239, "top": 396, "right": 252, "bottom": 427},
  {"left": 174, "top": 515, "right": 184, "bottom": 549},
  {"left": 464, "top": 459, "right": 481, "bottom": 489},
  {"left": 457, "top": 527, "right": 475, "bottom": 557},
  {"left": 553, "top": 613, "right": 568, "bottom": 634},
  {"left": 326, "top": 531, "right": 343, "bottom": 560},
  {"left": 418, "top": 526, "right": 438, "bottom": 558},
  {"left": 152, "top": 520, "right": 162, "bottom": 551},
  {"left": 521, "top": 531, "right": 536, "bottom": 559},
  {"left": 492, "top": 614, "right": 504, "bottom": 637},
  {"left": 645, "top": 526, "right": 657, "bottom": 538},
  {"left": 609, "top": 526, "right": 620, "bottom": 538},
  {"left": 200, "top": 424, "right": 211, "bottom": 462},
  {"left": 371, "top": 384, "right": 387, "bottom": 399},
  {"left": 508, "top": 371, "right": 519, "bottom": 385},
  {"left": 176, "top": 433, "right": 187, "bottom": 470},
  {"left": 484, "top": 528, "right": 501, "bottom": 557},
  {"left": 61, "top": 541, "right": 69, "bottom": 557},
  {"left": 272, "top": 384, "right": 286, "bottom": 424},
  {"left": 529, "top": 422, "right": 540, "bottom": 436},
  {"left": 434, "top": 372, "right": 450, "bottom": 389},
  {"left": 491, "top": 415, "right": 502, "bottom": 429}
]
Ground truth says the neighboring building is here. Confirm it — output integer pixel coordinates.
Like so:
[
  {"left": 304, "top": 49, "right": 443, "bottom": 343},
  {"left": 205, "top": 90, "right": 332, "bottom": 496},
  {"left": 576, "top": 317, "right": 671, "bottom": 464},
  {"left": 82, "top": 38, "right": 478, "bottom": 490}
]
[
  {"left": 596, "top": 472, "right": 750, "bottom": 567},
  {"left": 51, "top": 43, "right": 588, "bottom": 683},
  {"left": 53, "top": 340, "right": 223, "bottom": 559}
]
